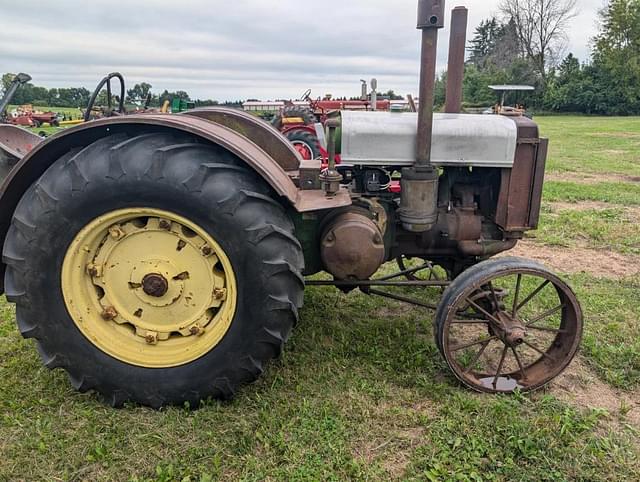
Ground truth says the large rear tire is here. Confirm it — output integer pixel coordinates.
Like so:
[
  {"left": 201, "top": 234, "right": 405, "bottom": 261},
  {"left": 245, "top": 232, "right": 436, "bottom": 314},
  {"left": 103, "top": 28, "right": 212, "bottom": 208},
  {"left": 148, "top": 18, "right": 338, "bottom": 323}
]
[
  {"left": 3, "top": 132, "right": 304, "bottom": 408},
  {"left": 285, "top": 129, "right": 321, "bottom": 160},
  {"left": 271, "top": 105, "right": 316, "bottom": 130}
]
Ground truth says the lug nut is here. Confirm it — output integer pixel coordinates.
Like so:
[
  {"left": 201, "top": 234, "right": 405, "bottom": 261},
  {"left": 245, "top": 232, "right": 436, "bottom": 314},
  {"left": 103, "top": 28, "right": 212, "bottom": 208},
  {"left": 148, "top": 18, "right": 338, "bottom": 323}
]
[
  {"left": 108, "top": 226, "right": 125, "bottom": 240},
  {"left": 159, "top": 220, "right": 171, "bottom": 230},
  {"left": 101, "top": 306, "right": 118, "bottom": 321},
  {"left": 145, "top": 333, "right": 158, "bottom": 345},
  {"left": 189, "top": 326, "right": 201, "bottom": 336},
  {"left": 201, "top": 245, "right": 213, "bottom": 257},
  {"left": 213, "top": 287, "right": 227, "bottom": 300},
  {"left": 86, "top": 263, "right": 101, "bottom": 277}
]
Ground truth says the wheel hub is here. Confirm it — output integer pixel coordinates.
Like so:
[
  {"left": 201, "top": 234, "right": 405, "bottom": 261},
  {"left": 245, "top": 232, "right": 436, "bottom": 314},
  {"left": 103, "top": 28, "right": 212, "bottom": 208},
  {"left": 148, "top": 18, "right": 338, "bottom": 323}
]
[
  {"left": 62, "top": 208, "right": 237, "bottom": 368},
  {"left": 493, "top": 311, "right": 527, "bottom": 347},
  {"left": 142, "top": 273, "right": 169, "bottom": 298}
]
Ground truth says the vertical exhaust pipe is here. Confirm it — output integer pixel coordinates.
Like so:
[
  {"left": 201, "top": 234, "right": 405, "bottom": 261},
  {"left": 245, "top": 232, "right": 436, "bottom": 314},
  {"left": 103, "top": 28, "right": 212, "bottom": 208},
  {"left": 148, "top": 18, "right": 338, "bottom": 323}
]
[
  {"left": 445, "top": 6, "right": 468, "bottom": 114},
  {"left": 398, "top": 0, "right": 445, "bottom": 233}
]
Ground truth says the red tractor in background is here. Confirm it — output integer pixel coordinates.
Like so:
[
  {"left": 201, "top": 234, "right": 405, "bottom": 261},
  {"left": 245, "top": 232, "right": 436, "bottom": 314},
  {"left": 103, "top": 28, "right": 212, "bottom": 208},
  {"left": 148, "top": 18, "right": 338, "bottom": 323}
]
[{"left": 273, "top": 80, "right": 392, "bottom": 160}]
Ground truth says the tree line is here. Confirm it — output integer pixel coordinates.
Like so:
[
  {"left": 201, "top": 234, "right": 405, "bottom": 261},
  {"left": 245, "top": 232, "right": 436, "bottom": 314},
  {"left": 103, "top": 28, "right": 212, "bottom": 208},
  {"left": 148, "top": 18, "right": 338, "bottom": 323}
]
[
  {"left": 0, "top": 74, "right": 240, "bottom": 110},
  {"left": 435, "top": 0, "right": 640, "bottom": 115}
]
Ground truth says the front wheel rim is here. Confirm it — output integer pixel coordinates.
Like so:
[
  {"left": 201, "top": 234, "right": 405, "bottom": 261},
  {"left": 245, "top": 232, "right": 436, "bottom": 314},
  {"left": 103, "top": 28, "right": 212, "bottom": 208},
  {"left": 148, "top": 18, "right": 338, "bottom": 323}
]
[
  {"left": 441, "top": 268, "right": 582, "bottom": 393},
  {"left": 61, "top": 208, "right": 237, "bottom": 368}
]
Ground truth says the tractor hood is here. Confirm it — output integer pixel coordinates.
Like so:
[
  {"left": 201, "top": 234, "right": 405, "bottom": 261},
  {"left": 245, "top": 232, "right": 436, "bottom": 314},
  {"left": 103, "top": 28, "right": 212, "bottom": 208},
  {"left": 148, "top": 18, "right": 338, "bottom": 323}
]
[{"left": 340, "top": 111, "right": 518, "bottom": 168}]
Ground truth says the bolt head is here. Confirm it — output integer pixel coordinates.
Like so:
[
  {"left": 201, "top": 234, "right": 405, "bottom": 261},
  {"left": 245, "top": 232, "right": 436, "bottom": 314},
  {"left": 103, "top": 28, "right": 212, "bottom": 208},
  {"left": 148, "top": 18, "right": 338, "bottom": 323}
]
[
  {"left": 145, "top": 333, "right": 158, "bottom": 345},
  {"left": 86, "top": 263, "right": 100, "bottom": 277},
  {"left": 101, "top": 306, "right": 118, "bottom": 321},
  {"left": 201, "top": 245, "right": 213, "bottom": 257},
  {"left": 108, "top": 226, "right": 125, "bottom": 240},
  {"left": 159, "top": 220, "right": 171, "bottom": 230},
  {"left": 213, "top": 288, "right": 227, "bottom": 300}
]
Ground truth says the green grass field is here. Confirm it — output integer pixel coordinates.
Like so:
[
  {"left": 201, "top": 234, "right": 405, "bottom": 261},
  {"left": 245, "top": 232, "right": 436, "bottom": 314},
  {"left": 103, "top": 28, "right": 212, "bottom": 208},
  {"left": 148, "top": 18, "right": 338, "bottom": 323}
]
[{"left": 0, "top": 116, "right": 639, "bottom": 481}]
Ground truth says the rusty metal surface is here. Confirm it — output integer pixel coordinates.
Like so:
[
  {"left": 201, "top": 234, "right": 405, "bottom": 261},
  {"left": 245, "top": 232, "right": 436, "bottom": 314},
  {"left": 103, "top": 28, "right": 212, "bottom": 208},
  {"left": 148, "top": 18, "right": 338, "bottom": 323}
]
[
  {"left": 182, "top": 107, "right": 302, "bottom": 172},
  {"left": 0, "top": 125, "right": 42, "bottom": 160},
  {"left": 416, "top": 0, "right": 445, "bottom": 166},
  {"left": 416, "top": 28, "right": 440, "bottom": 167},
  {"left": 495, "top": 116, "right": 544, "bottom": 231},
  {"left": 320, "top": 211, "right": 385, "bottom": 280},
  {"left": 445, "top": 7, "right": 468, "bottom": 114},
  {"left": 0, "top": 114, "right": 299, "bottom": 207},
  {"left": 528, "top": 138, "right": 548, "bottom": 229},
  {"left": 437, "top": 260, "right": 583, "bottom": 393},
  {"left": 417, "top": 0, "right": 446, "bottom": 29},
  {"left": 295, "top": 188, "right": 351, "bottom": 213}
]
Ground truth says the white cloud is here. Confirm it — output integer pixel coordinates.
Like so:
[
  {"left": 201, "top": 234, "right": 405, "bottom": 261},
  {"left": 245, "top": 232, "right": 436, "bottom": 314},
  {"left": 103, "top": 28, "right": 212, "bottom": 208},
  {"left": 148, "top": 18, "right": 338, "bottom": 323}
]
[{"left": 0, "top": 0, "right": 602, "bottom": 101}]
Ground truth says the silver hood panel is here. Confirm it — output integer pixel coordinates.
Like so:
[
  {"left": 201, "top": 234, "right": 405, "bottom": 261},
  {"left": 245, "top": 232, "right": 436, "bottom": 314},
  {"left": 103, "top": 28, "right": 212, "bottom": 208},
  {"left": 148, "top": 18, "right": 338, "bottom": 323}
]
[{"left": 340, "top": 111, "right": 518, "bottom": 168}]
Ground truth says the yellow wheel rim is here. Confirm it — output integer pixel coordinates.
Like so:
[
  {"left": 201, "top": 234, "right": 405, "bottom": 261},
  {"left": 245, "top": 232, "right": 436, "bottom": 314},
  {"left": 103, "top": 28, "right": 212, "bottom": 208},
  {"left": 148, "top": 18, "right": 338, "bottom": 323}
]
[{"left": 61, "top": 208, "right": 237, "bottom": 368}]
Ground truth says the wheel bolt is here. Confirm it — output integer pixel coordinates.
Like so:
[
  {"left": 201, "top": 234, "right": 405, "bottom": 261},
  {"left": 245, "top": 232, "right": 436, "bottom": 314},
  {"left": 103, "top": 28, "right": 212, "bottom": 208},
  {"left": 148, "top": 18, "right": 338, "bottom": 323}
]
[
  {"left": 101, "top": 306, "right": 118, "bottom": 321},
  {"left": 213, "top": 288, "right": 227, "bottom": 300},
  {"left": 109, "top": 226, "right": 125, "bottom": 240},
  {"left": 189, "top": 326, "right": 201, "bottom": 336},
  {"left": 201, "top": 245, "right": 213, "bottom": 257},
  {"left": 145, "top": 333, "right": 158, "bottom": 345},
  {"left": 86, "top": 263, "right": 101, "bottom": 277},
  {"left": 159, "top": 220, "right": 171, "bottom": 230}
]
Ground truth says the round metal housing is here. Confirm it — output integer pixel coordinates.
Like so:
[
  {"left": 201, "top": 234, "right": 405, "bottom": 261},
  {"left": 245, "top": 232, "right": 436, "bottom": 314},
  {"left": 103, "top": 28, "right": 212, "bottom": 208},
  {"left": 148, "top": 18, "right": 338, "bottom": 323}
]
[{"left": 321, "top": 212, "right": 385, "bottom": 280}]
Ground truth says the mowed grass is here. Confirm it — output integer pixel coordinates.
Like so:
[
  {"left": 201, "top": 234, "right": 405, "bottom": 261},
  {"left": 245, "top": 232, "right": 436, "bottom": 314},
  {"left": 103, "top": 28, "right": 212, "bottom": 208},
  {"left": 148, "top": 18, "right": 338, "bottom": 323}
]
[{"left": 0, "top": 115, "right": 639, "bottom": 480}]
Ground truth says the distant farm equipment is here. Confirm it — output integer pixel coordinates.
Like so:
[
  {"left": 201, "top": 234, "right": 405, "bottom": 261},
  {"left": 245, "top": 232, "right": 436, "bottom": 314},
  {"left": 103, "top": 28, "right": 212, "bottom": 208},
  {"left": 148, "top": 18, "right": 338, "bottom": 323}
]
[
  {"left": 272, "top": 80, "right": 395, "bottom": 160},
  {"left": 0, "top": 74, "right": 59, "bottom": 127},
  {"left": 7, "top": 105, "right": 60, "bottom": 128},
  {"left": 484, "top": 85, "right": 535, "bottom": 117}
]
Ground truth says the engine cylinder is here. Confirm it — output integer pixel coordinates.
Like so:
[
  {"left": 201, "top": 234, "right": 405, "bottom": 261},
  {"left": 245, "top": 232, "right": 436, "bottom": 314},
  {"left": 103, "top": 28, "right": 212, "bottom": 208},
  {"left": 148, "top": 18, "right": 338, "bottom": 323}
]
[{"left": 320, "top": 212, "right": 385, "bottom": 280}]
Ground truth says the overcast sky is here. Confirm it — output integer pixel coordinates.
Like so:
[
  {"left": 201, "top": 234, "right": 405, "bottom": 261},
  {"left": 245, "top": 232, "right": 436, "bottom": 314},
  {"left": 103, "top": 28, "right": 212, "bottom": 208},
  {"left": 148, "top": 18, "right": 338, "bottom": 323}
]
[{"left": 0, "top": 0, "right": 605, "bottom": 101}]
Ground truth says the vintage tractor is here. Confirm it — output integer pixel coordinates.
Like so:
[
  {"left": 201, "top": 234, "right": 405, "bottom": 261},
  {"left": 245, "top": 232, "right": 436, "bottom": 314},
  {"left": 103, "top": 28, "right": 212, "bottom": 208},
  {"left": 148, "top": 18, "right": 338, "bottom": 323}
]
[{"left": 0, "top": 1, "right": 582, "bottom": 408}]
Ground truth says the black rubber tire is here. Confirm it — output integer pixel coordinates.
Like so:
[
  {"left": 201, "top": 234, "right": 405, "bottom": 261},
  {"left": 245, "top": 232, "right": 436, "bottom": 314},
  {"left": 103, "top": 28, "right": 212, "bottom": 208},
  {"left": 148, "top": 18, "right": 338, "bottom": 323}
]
[
  {"left": 50, "top": 119, "right": 60, "bottom": 127},
  {"left": 285, "top": 129, "right": 321, "bottom": 160},
  {"left": 31, "top": 119, "right": 41, "bottom": 128},
  {"left": 3, "top": 132, "right": 305, "bottom": 408},
  {"left": 271, "top": 105, "right": 317, "bottom": 130}
]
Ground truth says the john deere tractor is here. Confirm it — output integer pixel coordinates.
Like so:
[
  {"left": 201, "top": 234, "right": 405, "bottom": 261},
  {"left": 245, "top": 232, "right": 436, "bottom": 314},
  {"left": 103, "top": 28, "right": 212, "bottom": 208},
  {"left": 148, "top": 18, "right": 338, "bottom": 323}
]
[{"left": 0, "top": 1, "right": 582, "bottom": 408}]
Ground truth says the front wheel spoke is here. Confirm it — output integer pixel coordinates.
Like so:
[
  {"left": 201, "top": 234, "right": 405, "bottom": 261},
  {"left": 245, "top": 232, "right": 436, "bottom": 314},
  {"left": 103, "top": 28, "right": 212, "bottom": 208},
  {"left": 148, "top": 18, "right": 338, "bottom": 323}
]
[
  {"left": 522, "top": 340, "right": 555, "bottom": 362},
  {"left": 515, "top": 280, "right": 551, "bottom": 313},
  {"left": 512, "top": 274, "right": 523, "bottom": 317},
  {"left": 488, "top": 282, "right": 500, "bottom": 309},
  {"left": 511, "top": 347, "right": 527, "bottom": 381},
  {"left": 527, "top": 325, "right": 567, "bottom": 334},
  {"left": 492, "top": 346, "right": 509, "bottom": 387},
  {"left": 526, "top": 304, "right": 565, "bottom": 327},
  {"left": 450, "top": 335, "right": 498, "bottom": 352},
  {"left": 451, "top": 319, "right": 490, "bottom": 324},
  {"left": 464, "top": 298, "right": 503, "bottom": 326},
  {"left": 463, "top": 340, "right": 492, "bottom": 374}
]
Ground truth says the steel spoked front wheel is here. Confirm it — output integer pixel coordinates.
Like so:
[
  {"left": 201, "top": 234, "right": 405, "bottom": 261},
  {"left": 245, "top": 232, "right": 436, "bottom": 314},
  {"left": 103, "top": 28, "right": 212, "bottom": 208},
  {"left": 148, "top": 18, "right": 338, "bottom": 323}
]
[{"left": 435, "top": 257, "right": 583, "bottom": 394}]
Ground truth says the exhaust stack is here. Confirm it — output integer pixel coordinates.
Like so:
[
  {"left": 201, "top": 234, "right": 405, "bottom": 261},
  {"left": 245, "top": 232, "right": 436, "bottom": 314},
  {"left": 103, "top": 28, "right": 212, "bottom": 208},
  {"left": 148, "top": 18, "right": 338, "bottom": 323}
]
[
  {"left": 445, "top": 6, "right": 468, "bottom": 113},
  {"left": 398, "top": 0, "right": 445, "bottom": 233},
  {"left": 0, "top": 73, "right": 31, "bottom": 117}
]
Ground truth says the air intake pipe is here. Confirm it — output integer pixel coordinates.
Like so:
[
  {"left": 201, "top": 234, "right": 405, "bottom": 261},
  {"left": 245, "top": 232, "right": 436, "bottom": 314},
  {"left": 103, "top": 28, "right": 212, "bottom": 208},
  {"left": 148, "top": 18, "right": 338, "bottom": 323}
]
[
  {"left": 445, "top": 6, "right": 468, "bottom": 114},
  {"left": 398, "top": 0, "right": 445, "bottom": 233}
]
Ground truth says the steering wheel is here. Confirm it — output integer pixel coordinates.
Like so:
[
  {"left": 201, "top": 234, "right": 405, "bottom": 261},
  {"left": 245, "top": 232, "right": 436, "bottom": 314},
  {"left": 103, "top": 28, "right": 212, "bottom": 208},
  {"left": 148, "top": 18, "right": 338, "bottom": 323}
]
[
  {"left": 85, "top": 72, "right": 126, "bottom": 122},
  {"left": 300, "top": 89, "right": 312, "bottom": 102}
]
